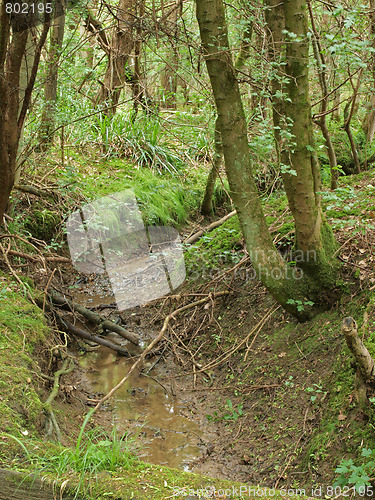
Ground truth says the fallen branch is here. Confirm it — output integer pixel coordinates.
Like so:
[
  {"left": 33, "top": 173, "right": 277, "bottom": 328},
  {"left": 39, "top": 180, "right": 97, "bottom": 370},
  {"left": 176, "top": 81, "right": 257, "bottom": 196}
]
[
  {"left": 7, "top": 249, "right": 71, "bottom": 263},
  {"left": 184, "top": 207, "right": 291, "bottom": 246},
  {"left": 184, "top": 210, "right": 237, "bottom": 244},
  {"left": 341, "top": 316, "right": 375, "bottom": 381},
  {"left": 55, "top": 312, "right": 130, "bottom": 357},
  {"left": 14, "top": 184, "right": 57, "bottom": 199},
  {"left": 49, "top": 290, "right": 139, "bottom": 345}
]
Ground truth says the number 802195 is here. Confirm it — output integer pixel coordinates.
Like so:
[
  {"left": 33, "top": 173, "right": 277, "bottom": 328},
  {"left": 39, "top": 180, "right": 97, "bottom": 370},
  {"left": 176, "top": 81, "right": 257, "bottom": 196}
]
[{"left": 5, "top": 3, "right": 52, "bottom": 14}]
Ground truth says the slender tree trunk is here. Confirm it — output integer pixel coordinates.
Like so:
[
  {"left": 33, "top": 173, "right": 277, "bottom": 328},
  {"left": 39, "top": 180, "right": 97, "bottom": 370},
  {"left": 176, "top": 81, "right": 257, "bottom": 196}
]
[
  {"left": 201, "top": 117, "right": 223, "bottom": 215},
  {"left": 38, "top": 12, "right": 66, "bottom": 149},
  {"left": 160, "top": 2, "right": 179, "bottom": 109},
  {"left": 344, "top": 73, "right": 362, "bottom": 174},
  {"left": 307, "top": 0, "right": 338, "bottom": 190},
  {"left": 201, "top": 22, "right": 253, "bottom": 215},
  {"left": 96, "top": 0, "right": 135, "bottom": 116},
  {"left": 196, "top": 0, "right": 338, "bottom": 320},
  {"left": 362, "top": 0, "right": 375, "bottom": 161},
  {"left": 14, "top": 32, "right": 35, "bottom": 185},
  {"left": 265, "top": 0, "right": 338, "bottom": 287},
  {"left": 0, "top": 9, "right": 49, "bottom": 225}
]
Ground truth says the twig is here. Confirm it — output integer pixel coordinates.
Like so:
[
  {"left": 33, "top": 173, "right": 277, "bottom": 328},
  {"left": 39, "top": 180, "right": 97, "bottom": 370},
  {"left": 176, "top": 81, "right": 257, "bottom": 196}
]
[
  {"left": 274, "top": 431, "right": 305, "bottom": 489},
  {"left": 184, "top": 211, "right": 237, "bottom": 244},
  {"left": 0, "top": 242, "right": 37, "bottom": 305}
]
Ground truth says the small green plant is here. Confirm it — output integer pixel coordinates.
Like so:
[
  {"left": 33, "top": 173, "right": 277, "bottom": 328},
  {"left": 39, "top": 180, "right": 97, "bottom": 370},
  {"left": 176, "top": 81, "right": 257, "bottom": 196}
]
[
  {"left": 0, "top": 286, "right": 8, "bottom": 301},
  {"left": 286, "top": 299, "right": 315, "bottom": 312},
  {"left": 1, "top": 423, "right": 138, "bottom": 499},
  {"left": 305, "top": 383, "right": 326, "bottom": 402},
  {"left": 284, "top": 376, "right": 294, "bottom": 388},
  {"left": 334, "top": 448, "right": 375, "bottom": 494},
  {"left": 206, "top": 399, "right": 244, "bottom": 422},
  {"left": 223, "top": 399, "right": 244, "bottom": 421}
]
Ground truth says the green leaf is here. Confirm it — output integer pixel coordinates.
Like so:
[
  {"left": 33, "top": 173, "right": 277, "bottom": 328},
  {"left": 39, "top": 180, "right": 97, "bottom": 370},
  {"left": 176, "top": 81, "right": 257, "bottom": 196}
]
[{"left": 362, "top": 448, "right": 373, "bottom": 457}]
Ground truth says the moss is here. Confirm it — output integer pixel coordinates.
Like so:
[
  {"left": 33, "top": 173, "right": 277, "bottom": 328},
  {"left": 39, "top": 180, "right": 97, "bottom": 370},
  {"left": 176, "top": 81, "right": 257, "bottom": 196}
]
[
  {"left": 0, "top": 281, "right": 49, "bottom": 436},
  {"left": 24, "top": 207, "right": 60, "bottom": 241}
]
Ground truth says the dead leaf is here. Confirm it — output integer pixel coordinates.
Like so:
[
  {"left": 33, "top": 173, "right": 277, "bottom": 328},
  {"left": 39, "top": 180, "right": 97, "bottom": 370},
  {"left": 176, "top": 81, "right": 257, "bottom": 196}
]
[{"left": 338, "top": 411, "right": 347, "bottom": 421}]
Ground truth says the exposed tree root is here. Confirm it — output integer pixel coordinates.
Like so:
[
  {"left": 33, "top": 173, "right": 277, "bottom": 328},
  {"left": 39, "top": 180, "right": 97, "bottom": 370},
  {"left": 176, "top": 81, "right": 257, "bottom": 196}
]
[{"left": 44, "top": 357, "right": 75, "bottom": 442}]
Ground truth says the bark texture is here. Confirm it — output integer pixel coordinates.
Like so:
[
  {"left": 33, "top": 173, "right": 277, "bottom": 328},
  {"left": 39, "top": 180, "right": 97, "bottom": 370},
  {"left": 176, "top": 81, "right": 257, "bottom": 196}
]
[
  {"left": 38, "top": 12, "right": 66, "bottom": 148},
  {"left": 196, "top": 0, "right": 338, "bottom": 319},
  {"left": 265, "top": 0, "right": 338, "bottom": 288},
  {"left": 0, "top": 9, "right": 49, "bottom": 225},
  {"left": 342, "top": 317, "right": 375, "bottom": 382},
  {"left": 96, "top": 0, "right": 136, "bottom": 115}
]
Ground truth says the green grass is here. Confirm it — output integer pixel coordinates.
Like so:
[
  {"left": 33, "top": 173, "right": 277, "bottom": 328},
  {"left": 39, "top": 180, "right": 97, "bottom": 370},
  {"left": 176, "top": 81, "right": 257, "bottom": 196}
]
[{"left": 57, "top": 154, "right": 229, "bottom": 228}]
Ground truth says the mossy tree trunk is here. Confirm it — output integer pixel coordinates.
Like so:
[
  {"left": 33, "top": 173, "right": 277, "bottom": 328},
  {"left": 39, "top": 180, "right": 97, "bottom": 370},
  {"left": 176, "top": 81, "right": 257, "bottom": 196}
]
[
  {"left": 196, "top": 0, "right": 339, "bottom": 320},
  {"left": 201, "top": 117, "right": 223, "bottom": 215},
  {"left": 201, "top": 21, "right": 253, "bottom": 216},
  {"left": 265, "top": 0, "right": 338, "bottom": 289}
]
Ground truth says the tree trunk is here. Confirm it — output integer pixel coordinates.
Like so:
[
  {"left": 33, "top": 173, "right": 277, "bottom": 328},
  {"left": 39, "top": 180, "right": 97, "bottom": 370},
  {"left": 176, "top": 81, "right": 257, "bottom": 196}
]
[
  {"left": 308, "top": 0, "right": 338, "bottom": 190},
  {"left": 196, "top": 0, "right": 338, "bottom": 320},
  {"left": 160, "top": 2, "right": 179, "bottom": 109},
  {"left": 96, "top": 0, "right": 135, "bottom": 115},
  {"left": 265, "top": 0, "right": 338, "bottom": 288},
  {"left": 38, "top": 13, "right": 66, "bottom": 149},
  {"left": 201, "top": 117, "right": 223, "bottom": 215},
  {"left": 0, "top": 11, "right": 50, "bottom": 225},
  {"left": 344, "top": 75, "right": 362, "bottom": 174},
  {"left": 362, "top": 0, "right": 375, "bottom": 143},
  {"left": 201, "top": 22, "right": 253, "bottom": 216}
]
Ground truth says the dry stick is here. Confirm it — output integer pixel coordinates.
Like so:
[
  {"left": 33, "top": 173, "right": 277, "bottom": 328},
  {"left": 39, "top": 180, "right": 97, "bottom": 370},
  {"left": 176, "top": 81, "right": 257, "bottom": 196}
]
[
  {"left": 13, "top": 184, "right": 57, "bottom": 199},
  {"left": 180, "top": 384, "right": 280, "bottom": 392},
  {"left": 91, "top": 291, "right": 230, "bottom": 415},
  {"left": 0, "top": 242, "right": 37, "bottom": 306},
  {"left": 195, "top": 305, "right": 280, "bottom": 374},
  {"left": 50, "top": 290, "right": 139, "bottom": 345},
  {"left": 274, "top": 430, "right": 306, "bottom": 489},
  {"left": 6, "top": 249, "right": 71, "bottom": 263},
  {"left": 42, "top": 269, "right": 56, "bottom": 314},
  {"left": 184, "top": 210, "right": 237, "bottom": 244}
]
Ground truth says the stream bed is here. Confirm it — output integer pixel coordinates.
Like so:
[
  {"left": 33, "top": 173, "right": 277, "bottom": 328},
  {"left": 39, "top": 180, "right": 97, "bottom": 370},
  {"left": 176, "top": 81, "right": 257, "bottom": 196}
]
[{"left": 79, "top": 345, "right": 204, "bottom": 470}]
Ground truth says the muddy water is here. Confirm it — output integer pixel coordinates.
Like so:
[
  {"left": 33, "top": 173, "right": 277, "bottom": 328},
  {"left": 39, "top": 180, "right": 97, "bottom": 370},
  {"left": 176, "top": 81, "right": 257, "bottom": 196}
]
[
  {"left": 79, "top": 346, "right": 203, "bottom": 470},
  {"left": 71, "top": 276, "right": 204, "bottom": 469}
]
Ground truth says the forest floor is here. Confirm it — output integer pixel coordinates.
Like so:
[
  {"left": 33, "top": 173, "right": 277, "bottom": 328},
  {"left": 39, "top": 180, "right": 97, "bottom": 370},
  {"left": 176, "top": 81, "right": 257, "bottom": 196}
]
[{"left": 0, "top": 159, "right": 375, "bottom": 499}]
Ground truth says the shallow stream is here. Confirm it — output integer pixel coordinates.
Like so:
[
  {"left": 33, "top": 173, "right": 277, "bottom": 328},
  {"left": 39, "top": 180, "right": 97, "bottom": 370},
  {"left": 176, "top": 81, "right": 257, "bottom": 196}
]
[{"left": 80, "top": 347, "right": 203, "bottom": 469}]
